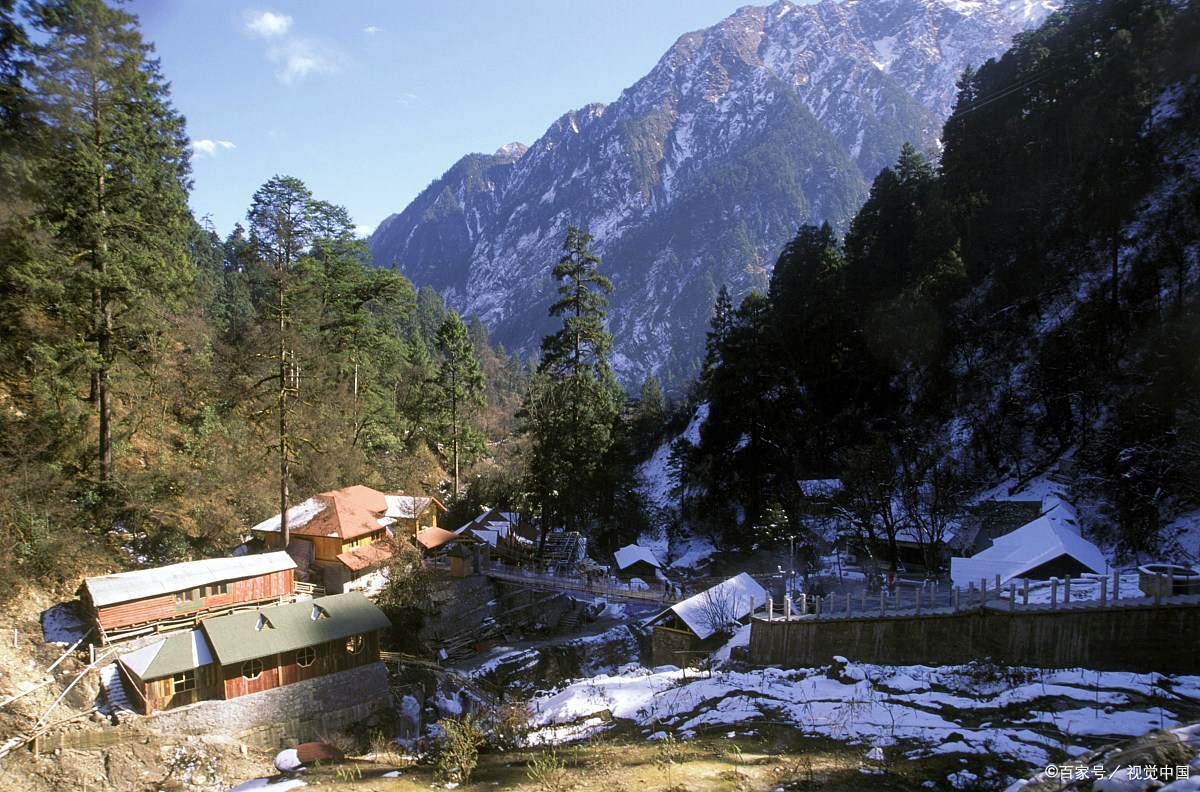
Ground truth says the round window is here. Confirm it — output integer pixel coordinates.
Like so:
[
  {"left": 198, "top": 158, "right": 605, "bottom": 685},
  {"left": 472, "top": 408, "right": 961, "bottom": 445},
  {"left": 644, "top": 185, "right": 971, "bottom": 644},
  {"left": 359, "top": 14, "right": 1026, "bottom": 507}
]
[{"left": 241, "top": 658, "right": 263, "bottom": 680}]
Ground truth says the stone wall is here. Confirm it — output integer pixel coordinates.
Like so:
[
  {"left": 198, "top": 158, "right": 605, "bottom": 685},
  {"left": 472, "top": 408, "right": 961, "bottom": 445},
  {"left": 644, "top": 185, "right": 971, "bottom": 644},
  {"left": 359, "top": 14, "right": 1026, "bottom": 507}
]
[
  {"left": 750, "top": 600, "right": 1200, "bottom": 674},
  {"left": 145, "top": 661, "right": 394, "bottom": 750},
  {"left": 652, "top": 627, "right": 699, "bottom": 668}
]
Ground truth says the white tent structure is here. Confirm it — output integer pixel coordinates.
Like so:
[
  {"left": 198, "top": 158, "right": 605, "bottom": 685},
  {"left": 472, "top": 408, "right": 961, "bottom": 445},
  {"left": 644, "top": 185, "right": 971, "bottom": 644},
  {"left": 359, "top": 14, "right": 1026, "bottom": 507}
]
[{"left": 950, "top": 496, "right": 1107, "bottom": 588}]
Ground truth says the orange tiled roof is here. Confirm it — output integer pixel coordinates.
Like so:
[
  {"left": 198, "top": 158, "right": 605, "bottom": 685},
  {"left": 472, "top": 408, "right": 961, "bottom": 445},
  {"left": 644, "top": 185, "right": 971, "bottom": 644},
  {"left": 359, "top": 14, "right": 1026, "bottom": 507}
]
[
  {"left": 415, "top": 527, "right": 458, "bottom": 551},
  {"left": 336, "top": 541, "right": 394, "bottom": 573},
  {"left": 292, "top": 494, "right": 386, "bottom": 541},
  {"left": 322, "top": 484, "right": 389, "bottom": 514}
]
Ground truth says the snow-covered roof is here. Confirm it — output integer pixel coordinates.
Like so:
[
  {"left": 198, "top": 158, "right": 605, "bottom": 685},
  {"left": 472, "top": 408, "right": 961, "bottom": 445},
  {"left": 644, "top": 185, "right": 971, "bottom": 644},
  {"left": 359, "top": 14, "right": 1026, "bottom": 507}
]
[
  {"left": 84, "top": 552, "right": 296, "bottom": 608},
  {"left": 646, "top": 573, "right": 766, "bottom": 641},
  {"left": 614, "top": 544, "right": 662, "bottom": 571},
  {"left": 385, "top": 495, "right": 447, "bottom": 520},
  {"left": 950, "top": 497, "right": 1107, "bottom": 587},
  {"left": 469, "top": 529, "right": 499, "bottom": 548},
  {"left": 250, "top": 497, "right": 327, "bottom": 534},
  {"left": 119, "top": 629, "right": 214, "bottom": 680},
  {"left": 457, "top": 507, "right": 519, "bottom": 534}
]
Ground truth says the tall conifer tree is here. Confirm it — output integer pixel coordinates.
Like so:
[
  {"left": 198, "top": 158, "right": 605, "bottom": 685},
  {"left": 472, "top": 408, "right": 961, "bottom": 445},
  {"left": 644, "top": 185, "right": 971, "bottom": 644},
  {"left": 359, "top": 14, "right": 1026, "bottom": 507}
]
[
  {"left": 29, "top": 0, "right": 192, "bottom": 499},
  {"left": 434, "top": 310, "right": 485, "bottom": 495},
  {"left": 521, "top": 226, "right": 622, "bottom": 543}
]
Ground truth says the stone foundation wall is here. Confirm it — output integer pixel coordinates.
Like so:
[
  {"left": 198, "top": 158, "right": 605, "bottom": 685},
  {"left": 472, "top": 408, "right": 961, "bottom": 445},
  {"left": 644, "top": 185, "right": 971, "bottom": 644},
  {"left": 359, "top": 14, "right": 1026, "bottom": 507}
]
[{"left": 146, "top": 661, "right": 394, "bottom": 749}]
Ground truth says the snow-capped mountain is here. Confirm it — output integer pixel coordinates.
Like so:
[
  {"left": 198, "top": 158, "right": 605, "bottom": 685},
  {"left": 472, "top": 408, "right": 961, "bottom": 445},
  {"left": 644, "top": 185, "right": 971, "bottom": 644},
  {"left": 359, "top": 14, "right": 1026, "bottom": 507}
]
[{"left": 368, "top": 0, "right": 1060, "bottom": 390}]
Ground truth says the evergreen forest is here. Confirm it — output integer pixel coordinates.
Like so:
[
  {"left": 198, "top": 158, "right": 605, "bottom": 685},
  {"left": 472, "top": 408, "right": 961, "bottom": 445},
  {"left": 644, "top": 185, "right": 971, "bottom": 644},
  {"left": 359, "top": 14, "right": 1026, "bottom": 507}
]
[{"left": 1, "top": 0, "right": 1198, "bottom": 603}]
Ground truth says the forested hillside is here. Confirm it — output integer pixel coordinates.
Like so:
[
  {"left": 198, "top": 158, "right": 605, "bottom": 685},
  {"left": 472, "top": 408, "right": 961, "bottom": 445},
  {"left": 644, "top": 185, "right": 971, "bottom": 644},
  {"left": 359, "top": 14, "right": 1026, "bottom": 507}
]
[
  {"left": 0, "top": 0, "right": 527, "bottom": 599},
  {"left": 1, "top": 0, "right": 1196, "bottom": 607},
  {"left": 677, "top": 0, "right": 1200, "bottom": 568}
]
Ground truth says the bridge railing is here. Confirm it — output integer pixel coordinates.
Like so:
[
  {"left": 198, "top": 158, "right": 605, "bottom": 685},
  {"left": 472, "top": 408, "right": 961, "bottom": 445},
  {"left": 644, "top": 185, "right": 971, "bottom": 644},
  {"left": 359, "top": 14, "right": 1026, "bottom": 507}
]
[{"left": 485, "top": 566, "right": 677, "bottom": 605}]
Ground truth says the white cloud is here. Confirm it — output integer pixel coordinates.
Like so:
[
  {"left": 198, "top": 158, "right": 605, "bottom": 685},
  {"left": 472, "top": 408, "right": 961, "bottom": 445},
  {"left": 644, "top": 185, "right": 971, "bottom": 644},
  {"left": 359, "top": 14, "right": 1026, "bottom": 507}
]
[
  {"left": 268, "top": 37, "right": 346, "bottom": 84},
  {"left": 244, "top": 10, "right": 292, "bottom": 38},
  {"left": 363, "top": 26, "right": 383, "bottom": 34},
  {"left": 354, "top": 224, "right": 375, "bottom": 238},
  {"left": 191, "top": 139, "right": 236, "bottom": 158}
]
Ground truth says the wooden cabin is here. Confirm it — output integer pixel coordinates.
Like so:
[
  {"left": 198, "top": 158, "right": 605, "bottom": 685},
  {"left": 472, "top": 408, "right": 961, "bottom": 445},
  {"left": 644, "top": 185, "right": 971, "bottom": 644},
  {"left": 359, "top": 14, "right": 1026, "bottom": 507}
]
[
  {"left": 252, "top": 486, "right": 448, "bottom": 592},
  {"left": 117, "top": 592, "right": 391, "bottom": 714},
  {"left": 116, "top": 630, "right": 220, "bottom": 713},
  {"left": 386, "top": 495, "right": 447, "bottom": 538},
  {"left": 252, "top": 486, "right": 397, "bottom": 593},
  {"left": 80, "top": 553, "right": 296, "bottom": 644},
  {"left": 614, "top": 544, "right": 663, "bottom": 582},
  {"left": 645, "top": 573, "right": 766, "bottom": 667}
]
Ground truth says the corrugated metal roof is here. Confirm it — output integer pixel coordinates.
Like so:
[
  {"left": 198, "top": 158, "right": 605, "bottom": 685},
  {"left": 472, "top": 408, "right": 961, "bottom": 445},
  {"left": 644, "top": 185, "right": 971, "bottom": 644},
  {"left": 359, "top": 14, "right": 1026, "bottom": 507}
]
[
  {"left": 201, "top": 592, "right": 390, "bottom": 666},
  {"left": 119, "top": 630, "right": 214, "bottom": 681},
  {"left": 293, "top": 495, "right": 386, "bottom": 540},
  {"left": 84, "top": 552, "right": 296, "bottom": 608},
  {"left": 324, "top": 485, "right": 389, "bottom": 513}
]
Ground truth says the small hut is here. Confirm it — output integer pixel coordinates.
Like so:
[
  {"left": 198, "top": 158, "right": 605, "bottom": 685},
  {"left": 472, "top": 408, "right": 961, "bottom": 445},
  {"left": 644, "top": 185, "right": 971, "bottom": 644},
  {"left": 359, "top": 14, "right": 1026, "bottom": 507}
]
[
  {"left": 644, "top": 573, "right": 766, "bottom": 667},
  {"left": 614, "top": 544, "right": 663, "bottom": 581}
]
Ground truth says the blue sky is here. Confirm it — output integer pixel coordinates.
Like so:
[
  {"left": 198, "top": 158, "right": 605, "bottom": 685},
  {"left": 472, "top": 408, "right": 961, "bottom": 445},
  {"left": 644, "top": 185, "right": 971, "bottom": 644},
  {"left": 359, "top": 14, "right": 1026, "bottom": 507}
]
[{"left": 129, "top": 1, "right": 757, "bottom": 239}]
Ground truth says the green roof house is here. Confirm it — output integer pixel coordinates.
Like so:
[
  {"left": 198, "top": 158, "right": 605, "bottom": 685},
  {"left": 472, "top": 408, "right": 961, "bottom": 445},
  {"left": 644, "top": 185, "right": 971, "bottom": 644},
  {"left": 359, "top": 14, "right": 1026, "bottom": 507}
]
[{"left": 117, "top": 592, "right": 390, "bottom": 714}]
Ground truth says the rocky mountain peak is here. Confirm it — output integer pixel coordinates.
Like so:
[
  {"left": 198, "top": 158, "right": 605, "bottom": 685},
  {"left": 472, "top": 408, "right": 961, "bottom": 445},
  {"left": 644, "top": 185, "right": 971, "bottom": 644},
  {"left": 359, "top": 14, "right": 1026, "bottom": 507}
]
[{"left": 369, "top": 0, "right": 1060, "bottom": 392}]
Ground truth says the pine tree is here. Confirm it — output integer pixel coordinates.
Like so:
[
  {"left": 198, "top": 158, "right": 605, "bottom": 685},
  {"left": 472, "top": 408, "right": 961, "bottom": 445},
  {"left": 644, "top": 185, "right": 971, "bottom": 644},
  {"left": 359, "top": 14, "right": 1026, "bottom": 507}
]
[
  {"left": 520, "top": 226, "right": 622, "bottom": 543},
  {"left": 434, "top": 310, "right": 485, "bottom": 495},
  {"left": 539, "top": 226, "right": 615, "bottom": 381},
  {"left": 701, "top": 285, "right": 735, "bottom": 382},
  {"left": 248, "top": 175, "right": 317, "bottom": 549},
  {"left": 28, "top": 0, "right": 193, "bottom": 500}
]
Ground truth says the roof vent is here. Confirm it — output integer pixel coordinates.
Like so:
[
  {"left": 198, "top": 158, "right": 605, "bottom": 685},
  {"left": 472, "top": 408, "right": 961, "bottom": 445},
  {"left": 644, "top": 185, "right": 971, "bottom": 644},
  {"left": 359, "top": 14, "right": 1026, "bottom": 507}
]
[
  {"left": 311, "top": 604, "right": 329, "bottom": 621},
  {"left": 255, "top": 614, "right": 274, "bottom": 631}
]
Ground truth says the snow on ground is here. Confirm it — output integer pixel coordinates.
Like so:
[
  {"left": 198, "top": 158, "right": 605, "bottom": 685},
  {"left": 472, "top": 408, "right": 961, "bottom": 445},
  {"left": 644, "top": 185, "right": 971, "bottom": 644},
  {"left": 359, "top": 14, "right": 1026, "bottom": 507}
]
[
  {"left": 510, "top": 649, "right": 1200, "bottom": 779},
  {"left": 999, "top": 571, "right": 1143, "bottom": 604},
  {"left": 41, "top": 602, "right": 89, "bottom": 646},
  {"left": 669, "top": 534, "right": 716, "bottom": 572}
]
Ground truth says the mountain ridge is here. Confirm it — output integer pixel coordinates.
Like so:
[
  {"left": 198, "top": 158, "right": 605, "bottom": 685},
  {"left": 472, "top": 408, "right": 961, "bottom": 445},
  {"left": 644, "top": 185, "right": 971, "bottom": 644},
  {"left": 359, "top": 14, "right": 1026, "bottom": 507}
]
[{"left": 369, "top": 0, "right": 1061, "bottom": 390}]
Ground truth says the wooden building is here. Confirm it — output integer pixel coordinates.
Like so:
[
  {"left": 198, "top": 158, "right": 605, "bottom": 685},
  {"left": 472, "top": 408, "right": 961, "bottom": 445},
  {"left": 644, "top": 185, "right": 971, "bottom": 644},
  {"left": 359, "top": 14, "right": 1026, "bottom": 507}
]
[
  {"left": 252, "top": 486, "right": 396, "bottom": 593},
  {"left": 614, "top": 544, "right": 663, "bottom": 581},
  {"left": 644, "top": 573, "right": 766, "bottom": 667},
  {"left": 386, "top": 495, "right": 447, "bottom": 538},
  {"left": 252, "top": 486, "right": 446, "bottom": 592},
  {"left": 117, "top": 592, "right": 391, "bottom": 714},
  {"left": 80, "top": 553, "right": 297, "bottom": 644}
]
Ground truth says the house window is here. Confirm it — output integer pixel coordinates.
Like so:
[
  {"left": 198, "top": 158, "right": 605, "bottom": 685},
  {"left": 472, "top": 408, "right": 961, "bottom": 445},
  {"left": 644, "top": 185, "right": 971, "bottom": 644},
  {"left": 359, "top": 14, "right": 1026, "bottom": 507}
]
[
  {"left": 175, "top": 588, "right": 199, "bottom": 603},
  {"left": 345, "top": 634, "right": 364, "bottom": 655},
  {"left": 241, "top": 659, "right": 263, "bottom": 680},
  {"left": 296, "top": 646, "right": 316, "bottom": 667},
  {"left": 171, "top": 670, "right": 196, "bottom": 693}
]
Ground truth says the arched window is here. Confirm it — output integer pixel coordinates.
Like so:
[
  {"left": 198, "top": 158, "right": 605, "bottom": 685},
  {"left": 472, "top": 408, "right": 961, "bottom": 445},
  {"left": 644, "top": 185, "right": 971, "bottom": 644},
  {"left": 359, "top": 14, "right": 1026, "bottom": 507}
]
[
  {"left": 241, "top": 658, "right": 263, "bottom": 680},
  {"left": 345, "top": 634, "right": 364, "bottom": 655}
]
